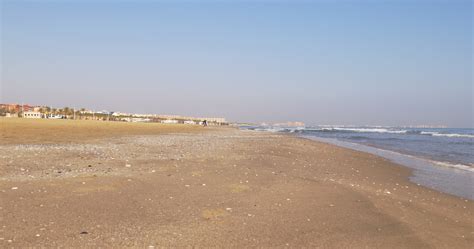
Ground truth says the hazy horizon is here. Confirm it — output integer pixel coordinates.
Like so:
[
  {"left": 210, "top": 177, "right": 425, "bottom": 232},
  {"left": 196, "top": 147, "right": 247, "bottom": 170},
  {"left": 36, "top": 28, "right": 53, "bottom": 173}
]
[{"left": 1, "top": 0, "right": 472, "bottom": 127}]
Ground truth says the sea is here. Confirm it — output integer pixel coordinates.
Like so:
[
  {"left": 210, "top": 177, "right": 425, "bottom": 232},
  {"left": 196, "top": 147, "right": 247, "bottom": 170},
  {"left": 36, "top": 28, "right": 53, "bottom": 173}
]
[{"left": 240, "top": 125, "right": 474, "bottom": 200}]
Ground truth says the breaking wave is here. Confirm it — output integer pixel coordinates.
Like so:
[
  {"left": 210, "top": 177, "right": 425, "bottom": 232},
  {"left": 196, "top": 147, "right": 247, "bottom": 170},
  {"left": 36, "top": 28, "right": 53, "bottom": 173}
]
[
  {"left": 322, "top": 127, "right": 407, "bottom": 134},
  {"left": 309, "top": 127, "right": 473, "bottom": 138},
  {"left": 245, "top": 126, "right": 474, "bottom": 139},
  {"left": 431, "top": 161, "right": 474, "bottom": 172},
  {"left": 420, "top": 131, "right": 474, "bottom": 138}
]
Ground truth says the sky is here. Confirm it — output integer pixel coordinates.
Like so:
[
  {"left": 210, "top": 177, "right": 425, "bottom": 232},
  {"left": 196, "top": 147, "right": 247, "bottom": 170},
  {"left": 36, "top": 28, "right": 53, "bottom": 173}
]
[{"left": 1, "top": 0, "right": 472, "bottom": 127}]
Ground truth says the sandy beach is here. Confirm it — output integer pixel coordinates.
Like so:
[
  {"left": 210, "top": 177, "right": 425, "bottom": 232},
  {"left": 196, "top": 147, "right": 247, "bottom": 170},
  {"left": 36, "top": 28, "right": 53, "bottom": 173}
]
[{"left": 0, "top": 118, "right": 472, "bottom": 248}]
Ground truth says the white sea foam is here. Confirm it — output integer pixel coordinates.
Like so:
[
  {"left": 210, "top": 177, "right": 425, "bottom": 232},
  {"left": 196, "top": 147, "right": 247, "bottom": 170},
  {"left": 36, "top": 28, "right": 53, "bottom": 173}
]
[
  {"left": 432, "top": 133, "right": 474, "bottom": 138},
  {"left": 248, "top": 126, "right": 474, "bottom": 138},
  {"left": 255, "top": 126, "right": 305, "bottom": 133},
  {"left": 431, "top": 161, "right": 474, "bottom": 172},
  {"left": 254, "top": 127, "right": 286, "bottom": 133},
  {"left": 309, "top": 127, "right": 473, "bottom": 138},
  {"left": 329, "top": 127, "right": 407, "bottom": 134},
  {"left": 421, "top": 131, "right": 474, "bottom": 138}
]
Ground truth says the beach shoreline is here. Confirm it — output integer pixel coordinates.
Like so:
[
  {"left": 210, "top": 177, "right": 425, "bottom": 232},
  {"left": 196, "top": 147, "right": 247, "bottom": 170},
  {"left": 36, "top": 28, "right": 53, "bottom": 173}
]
[
  {"left": 297, "top": 135, "right": 474, "bottom": 200},
  {"left": 0, "top": 119, "right": 472, "bottom": 248}
]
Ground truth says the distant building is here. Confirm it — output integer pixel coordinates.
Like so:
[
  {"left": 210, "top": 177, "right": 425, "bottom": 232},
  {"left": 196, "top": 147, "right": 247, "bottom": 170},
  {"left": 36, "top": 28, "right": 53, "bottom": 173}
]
[
  {"left": 156, "top": 114, "right": 227, "bottom": 125},
  {"left": 202, "top": 117, "right": 227, "bottom": 124},
  {"left": 23, "top": 111, "right": 42, "bottom": 119},
  {"left": 184, "top": 120, "right": 196, "bottom": 125},
  {"left": 46, "top": 114, "right": 64, "bottom": 119},
  {"left": 0, "top": 104, "right": 21, "bottom": 113},
  {"left": 121, "top": 117, "right": 150, "bottom": 123},
  {"left": 0, "top": 104, "right": 39, "bottom": 113},
  {"left": 161, "top": 119, "right": 178, "bottom": 124},
  {"left": 112, "top": 112, "right": 131, "bottom": 117}
]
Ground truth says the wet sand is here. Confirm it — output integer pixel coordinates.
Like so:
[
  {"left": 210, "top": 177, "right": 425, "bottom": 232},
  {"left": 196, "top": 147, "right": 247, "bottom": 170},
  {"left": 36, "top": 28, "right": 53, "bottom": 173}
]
[{"left": 0, "top": 118, "right": 472, "bottom": 248}]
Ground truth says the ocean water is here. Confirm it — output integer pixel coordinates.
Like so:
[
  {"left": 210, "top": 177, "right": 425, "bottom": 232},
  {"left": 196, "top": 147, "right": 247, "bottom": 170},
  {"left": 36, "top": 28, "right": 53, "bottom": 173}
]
[{"left": 241, "top": 125, "right": 474, "bottom": 199}]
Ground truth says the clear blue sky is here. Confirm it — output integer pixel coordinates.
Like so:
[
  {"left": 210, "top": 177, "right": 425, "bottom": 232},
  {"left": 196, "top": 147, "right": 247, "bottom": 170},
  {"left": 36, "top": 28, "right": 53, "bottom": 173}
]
[{"left": 1, "top": 0, "right": 472, "bottom": 127}]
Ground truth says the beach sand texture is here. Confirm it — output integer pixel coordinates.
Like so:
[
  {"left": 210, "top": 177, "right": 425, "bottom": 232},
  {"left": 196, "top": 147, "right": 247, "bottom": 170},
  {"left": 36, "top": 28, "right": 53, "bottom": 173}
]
[{"left": 0, "top": 118, "right": 472, "bottom": 248}]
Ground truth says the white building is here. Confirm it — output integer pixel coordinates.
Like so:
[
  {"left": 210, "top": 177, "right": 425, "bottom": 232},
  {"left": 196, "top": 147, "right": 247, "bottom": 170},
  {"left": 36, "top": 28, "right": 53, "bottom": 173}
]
[
  {"left": 161, "top": 119, "right": 178, "bottom": 124},
  {"left": 184, "top": 120, "right": 196, "bottom": 125},
  {"left": 23, "top": 111, "right": 42, "bottom": 119},
  {"left": 46, "top": 114, "right": 64, "bottom": 119}
]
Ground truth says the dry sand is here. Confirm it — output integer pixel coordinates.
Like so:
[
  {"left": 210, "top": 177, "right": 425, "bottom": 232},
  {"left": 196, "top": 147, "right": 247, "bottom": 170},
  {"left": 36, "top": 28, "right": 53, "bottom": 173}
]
[{"left": 0, "top": 118, "right": 472, "bottom": 248}]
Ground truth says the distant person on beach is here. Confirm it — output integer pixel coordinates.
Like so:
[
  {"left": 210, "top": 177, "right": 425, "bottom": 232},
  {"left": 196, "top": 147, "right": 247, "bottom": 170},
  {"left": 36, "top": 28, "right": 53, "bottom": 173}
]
[{"left": 202, "top": 120, "right": 207, "bottom": 127}]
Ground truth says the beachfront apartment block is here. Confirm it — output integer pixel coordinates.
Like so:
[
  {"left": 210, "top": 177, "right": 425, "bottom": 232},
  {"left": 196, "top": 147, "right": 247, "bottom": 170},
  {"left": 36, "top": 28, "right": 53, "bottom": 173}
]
[{"left": 0, "top": 103, "right": 35, "bottom": 113}]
